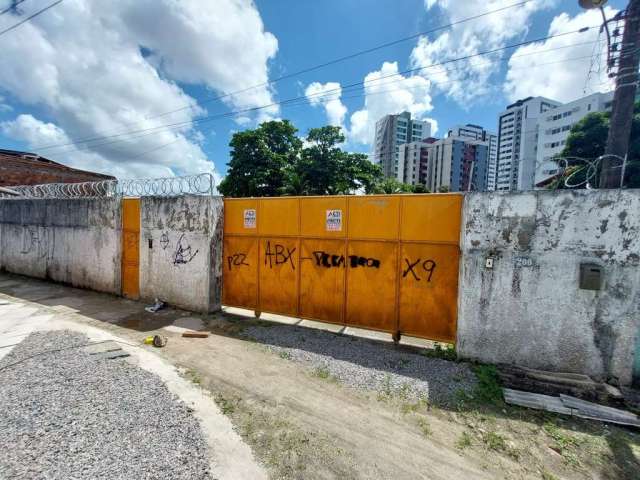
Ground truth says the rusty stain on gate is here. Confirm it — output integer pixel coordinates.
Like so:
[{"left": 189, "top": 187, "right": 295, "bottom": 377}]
[{"left": 222, "top": 194, "right": 462, "bottom": 343}]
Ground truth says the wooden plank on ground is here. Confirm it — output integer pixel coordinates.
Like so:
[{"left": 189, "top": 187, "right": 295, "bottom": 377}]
[
  {"left": 559, "top": 394, "right": 640, "bottom": 427},
  {"left": 503, "top": 388, "right": 574, "bottom": 415}
]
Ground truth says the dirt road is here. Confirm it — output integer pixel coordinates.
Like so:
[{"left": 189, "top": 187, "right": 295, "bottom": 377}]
[{"left": 1, "top": 273, "right": 638, "bottom": 480}]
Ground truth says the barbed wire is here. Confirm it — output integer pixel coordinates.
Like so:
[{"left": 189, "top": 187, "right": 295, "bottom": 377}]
[
  {"left": 548, "top": 154, "right": 627, "bottom": 189},
  {"left": 0, "top": 173, "right": 216, "bottom": 199}
]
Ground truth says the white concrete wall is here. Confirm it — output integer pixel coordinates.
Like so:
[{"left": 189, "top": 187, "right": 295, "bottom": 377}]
[
  {"left": 0, "top": 198, "right": 121, "bottom": 293},
  {"left": 458, "top": 189, "right": 640, "bottom": 385},
  {"left": 139, "top": 195, "right": 223, "bottom": 313}
]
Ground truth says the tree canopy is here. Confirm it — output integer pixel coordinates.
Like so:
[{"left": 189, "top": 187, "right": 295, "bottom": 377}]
[
  {"left": 549, "top": 101, "right": 640, "bottom": 189},
  {"left": 219, "top": 121, "right": 437, "bottom": 197},
  {"left": 218, "top": 120, "right": 302, "bottom": 197}
]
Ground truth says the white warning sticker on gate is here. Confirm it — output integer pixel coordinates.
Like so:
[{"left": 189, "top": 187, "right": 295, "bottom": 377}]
[
  {"left": 325, "top": 209, "right": 342, "bottom": 231},
  {"left": 243, "top": 209, "right": 256, "bottom": 229}
]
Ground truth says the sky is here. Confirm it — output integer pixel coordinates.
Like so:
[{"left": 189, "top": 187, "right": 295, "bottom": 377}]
[{"left": 0, "top": 0, "right": 627, "bottom": 183}]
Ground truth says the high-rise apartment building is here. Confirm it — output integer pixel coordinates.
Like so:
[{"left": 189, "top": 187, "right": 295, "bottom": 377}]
[
  {"left": 396, "top": 138, "right": 437, "bottom": 185},
  {"left": 495, "top": 96, "right": 560, "bottom": 191},
  {"left": 373, "top": 112, "right": 431, "bottom": 178},
  {"left": 447, "top": 124, "right": 498, "bottom": 190},
  {"left": 425, "top": 137, "right": 489, "bottom": 192},
  {"left": 535, "top": 91, "right": 614, "bottom": 187}
]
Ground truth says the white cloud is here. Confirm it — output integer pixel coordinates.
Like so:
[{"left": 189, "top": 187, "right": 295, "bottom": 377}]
[
  {"left": 348, "top": 62, "right": 435, "bottom": 145},
  {"left": 504, "top": 7, "right": 616, "bottom": 103},
  {"left": 411, "top": 0, "right": 556, "bottom": 105},
  {"left": 305, "top": 82, "right": 347, "bottom": 128},
  {"left": 0, "top": 0, "right": 278, "bottom": 179}
]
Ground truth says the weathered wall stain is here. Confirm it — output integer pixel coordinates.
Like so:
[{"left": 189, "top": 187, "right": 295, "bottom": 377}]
[
  {"left": 458, "top": 189, "right": 640, "bottom": 386},
  {"left": 0, "top": 198, "right": 121, "bottom": 293},
  {"left": 139, "top": 195, "right": 222, "bottom": 313}
]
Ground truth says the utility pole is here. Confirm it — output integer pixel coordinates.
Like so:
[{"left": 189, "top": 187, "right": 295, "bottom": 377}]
[{"left": 599, "top": 0, "right": 640, "bottom": 188}]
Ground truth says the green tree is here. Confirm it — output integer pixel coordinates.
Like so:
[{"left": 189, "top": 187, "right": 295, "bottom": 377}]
[
  {"left": 548, "top": 102, "right": 640, "bottom": 189},
  {"left": 286, "top": 126, "right": 383, "bottom": 195},
  {"left": 411, "top": 183, "right": 430, "bottom": 193},
  {"left": 372, "top": 177, "right": 415, "bottom": 194},
  {"left": 218, "top": 120, "right": 302, "bottom": 197}
]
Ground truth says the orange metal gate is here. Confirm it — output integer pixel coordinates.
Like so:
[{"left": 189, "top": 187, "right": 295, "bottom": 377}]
[
  {"left": 121, "top": 198, "right": 140, "bottom": 299},
  {"left": 222, "top": 194, "right": 462, "bottom": 343}
]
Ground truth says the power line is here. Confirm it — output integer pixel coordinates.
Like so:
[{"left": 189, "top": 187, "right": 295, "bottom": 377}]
[
  {"left": 34, "top": 0, "right": 535, "bottom": 147},
  {"left": 49, "top": 52, "right": 607, "bottom": 159},
  {"left": 0, "top": 0, "right": 63, "bottom": 37},
  {"left": 149, "top": 0, "right": 535, "bottom": 122},
  {"left": 33, "top": 26, "right": 597, "bottom": 153},
  {"left": 0, "top": 0, "right": 29, "bottom": 16}
]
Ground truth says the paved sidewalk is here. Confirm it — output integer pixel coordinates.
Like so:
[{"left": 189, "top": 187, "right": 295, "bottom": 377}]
[{"left": 0, "top": 274, "right": 267, "bottom": 480}]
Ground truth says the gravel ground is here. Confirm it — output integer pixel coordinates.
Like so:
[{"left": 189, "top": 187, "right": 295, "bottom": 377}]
[
  {"left": 245, "top": 324, "right": 477, "bottom": 406},
  {"left": 0, "top": 330, "right": 211, "bottom": 480}
]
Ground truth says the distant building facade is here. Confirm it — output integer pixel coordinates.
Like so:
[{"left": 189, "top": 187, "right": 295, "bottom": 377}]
[
  {"left": 0, "top": 149, "right": 114, "bottom": 187},
  {"left": 495, "top": 96, "right": 560, "bottom": 191},
  {"left": 535, "top": 91, "right": 614, "bottom": 187},
  {"left": 425, "top": 137, "right": 489, "bottom": 192},
  {"left": 373, "top": 111, "right": 431, "bottom": 178},
  {"left": 396, "top": 138, "right": 437, "bottom": 185},
  {"left": 447, "top": 124, "right": 498, "bottom": 190}
]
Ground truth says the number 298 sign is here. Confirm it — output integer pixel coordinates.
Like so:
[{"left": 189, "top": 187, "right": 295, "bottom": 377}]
[{"left": 325, "top": 209, "right": 342, "bottom": 231}]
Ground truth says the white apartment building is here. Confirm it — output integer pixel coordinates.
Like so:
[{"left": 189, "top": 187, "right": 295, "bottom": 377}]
[
  {"left": 373, "top": 112, "right": 431, "bottom": 178},
  {"left": 396, "top": 139, "right": 436, "bottom": 185},
  {"left": 535, "top": 91, "right": 614, "bottom": 187},
  {"left": 496, "top": 96, "right": 561, "bottom": 191},
  {"left": 447, "top": 124, "right": 498, "bottom": 190}
]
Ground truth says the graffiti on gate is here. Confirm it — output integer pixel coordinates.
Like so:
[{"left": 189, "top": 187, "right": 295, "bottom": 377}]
[
  {"left": 264, "top": 241, "right": 296, "bottom": 269},
  {"left": 227, "top": 252, "right": 250, "bottom": 270},
  {"left": 402, "top": 258, "right": 436, "bottom": 282},
  {"left": 300, "top": 250, "right": 381, "bottom": 269}
]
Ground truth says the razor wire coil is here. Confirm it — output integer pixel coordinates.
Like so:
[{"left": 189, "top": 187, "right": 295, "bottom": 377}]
[{"left": 0, "top": 173, "right": 215, "bottom": 199}]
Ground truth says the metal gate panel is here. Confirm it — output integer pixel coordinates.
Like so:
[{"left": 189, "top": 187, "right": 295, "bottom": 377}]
[
  {"left": 345, "top": 241, "right": 398, "bottom": 332},
  {"left": 224, "top": 199, "right": 258, "bottom": 235},
  {"left": 300, "top": 197, "right": 347, "bottom": 238},
  {"left": 299, "top": 239, "right": 346, "bottom": 323},
  {"left": 398, "top": 243, "right": 459, "bottom": 342},
  {"left": 347, "top": 196, "right": 400, "bottom": 240},
  {"left": 400, "top": 194, "right": 462, "bottom": 243},
  {"left": 259, "top": 237, "right": 299, "bottom": 316},
  {"left": 222, "top": 236, "right": 258, "bottom": 309},
  {"left": 223, "top": 194, "right": 463, "bottom": 343},
  {"left": 259, "top": 198, "right": 299, "bottom": 236},
  {"left": 121, "top": 198, "right": 140, "bottom": 299}
]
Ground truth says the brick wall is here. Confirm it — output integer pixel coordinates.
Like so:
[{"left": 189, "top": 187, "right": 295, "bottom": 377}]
[{"left": 0, "top": 153, "right": 114, "bottom": 186}]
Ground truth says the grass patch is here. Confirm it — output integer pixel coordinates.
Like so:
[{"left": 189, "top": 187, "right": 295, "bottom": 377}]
[
  {"left": 482, "top": 430, "right": 520, "bottom": 459},
  {"left": 312, "top": 365, "right": 332, "bottom": 380},
  {"left": 483, "top": 430, "right": 507, "bottom": 451},
  {"left": 472, "top": 364, "right": 503, "bottom": 406},
  {"left": 540, "top": 470, "right": 559, "bottom": 480},
  {"left": 313, "top": 366, "right": 330, "bottom": 379},
  {"left": 185, "top": 368, "right": 202, "bottom": 385},
  {"left": 421, "top": 342, "right": 457, "bottom": 361},
  {"left": 543, "top": 421, "right": 581, "bottom": 466},
  {"left": 400, "top": 396, "right": 429, "bottom": 414},
  {"left": 451, "top": 364, "right": 502, "bottom": 410},
  {"left": 456, "top": 431, "right": 472, "bottom": 449},
  {"left": 278, "top": 350, "right": 292, "bottom": 360},
  {"left": 417, "top": 418, "right": 432, "bottom": 437},
  {"left": 214, "top": 394, "right": 236, "bottom": 415}
]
